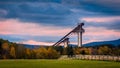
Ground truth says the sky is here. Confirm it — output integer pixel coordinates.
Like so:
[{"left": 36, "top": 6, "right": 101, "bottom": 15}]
[{"left": 0, "top": 0, "right": 120, "bottom": 45}]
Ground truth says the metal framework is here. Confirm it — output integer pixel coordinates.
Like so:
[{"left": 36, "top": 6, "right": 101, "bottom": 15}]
[{"left": 53, "top": 23, "right": 85, "bottom": 47}]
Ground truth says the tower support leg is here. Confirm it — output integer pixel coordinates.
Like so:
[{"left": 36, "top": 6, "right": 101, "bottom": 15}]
[
  {"left": 78, "top": 32, "right": 82, "bottom": 47},
  {"left": 64, "top": 42, "right": 68, "bottom": 48}
]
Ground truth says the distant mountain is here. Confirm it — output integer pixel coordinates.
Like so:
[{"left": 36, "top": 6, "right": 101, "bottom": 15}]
[
  {"left": 83, "top": 39, "right": 120, "bottom": 47},
  {"left": 23, "top": 44, "right": 40, "bottom": 49},
  {"left": 22, "top": 44, "right": 49, "bottom": 49},
  {"left": 21, "top": 39, "right": 120, "bottom": 49}
]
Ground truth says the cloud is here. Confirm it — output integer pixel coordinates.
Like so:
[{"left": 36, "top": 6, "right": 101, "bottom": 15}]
[
  {"left": 90, "top": 0, "right": 120, "bottom": 9},
  {"left": 81, "top": 16, "right": 120, "bottom": 22},
  {"left": 0, "top": 19, "right": 73, "bottom": 45},
  {"left": 83, "top": 27, "right": 120, "bottom": 44},
  {"left": 0, "top": 34, "right": 63, "bottom": 44},
  {"left": 85, "top": 27, "right": 120, "bottom": 37},
  {"left": 0, "top": 0, "right": 120, "bottom": 27},
  {"left": 22, "top": 40, "right": 54, "bottom": 46},
  {"left": 62, "top": 0, "right": 120, "bottom": 15},
  {"left": 0, "top": 0, "right": 61, "bottom": 3},
  {"left": 0, "top": 19, "right": 72, "bottom": 36},
  {"left": 0, "top": 9, "right": 7, "bottom": 16},
  {"left": 0, "top": 19, "right": 119, "bottom": 45},
  {"left": 0, "top": 0, "right": 120, "bottom": 45},
  {"left": 0, "top": 2, "right": 73, "bottom": 26},
  {"left": 80, "top": 16, "right": 120, "bottom": 31}
]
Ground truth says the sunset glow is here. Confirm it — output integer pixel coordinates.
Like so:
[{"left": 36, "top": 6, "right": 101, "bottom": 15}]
[{"left": 0, "top": 0, "right": 120, "bottom": 45}]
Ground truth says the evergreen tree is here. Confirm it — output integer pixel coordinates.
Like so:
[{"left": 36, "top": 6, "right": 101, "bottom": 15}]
[{"left": 67, "top": 46, "right": 74, "bottom": 57}]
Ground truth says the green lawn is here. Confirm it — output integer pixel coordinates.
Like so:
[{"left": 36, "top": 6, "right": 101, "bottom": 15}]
[{"left": 0, "top": 59, "right": 120, "bottom": 68}]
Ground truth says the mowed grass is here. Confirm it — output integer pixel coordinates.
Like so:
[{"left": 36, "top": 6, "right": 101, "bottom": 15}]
[{"left": 0, "top": 59, "right": 120, "bottom": 68}]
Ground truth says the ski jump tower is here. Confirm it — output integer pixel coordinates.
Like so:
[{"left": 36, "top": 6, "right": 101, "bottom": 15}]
[{"left": 53, "top": 23, "right": 85, "bottom": 47}]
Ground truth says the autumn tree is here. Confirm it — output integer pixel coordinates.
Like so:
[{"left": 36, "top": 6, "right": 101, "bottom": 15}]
[
  {"left": 98, "top": 46, "right": 111, "bottom": 55},
  {"left": 86, "top": 48, "right": 92, "bottom": 55},
  {"left": 25, "top": 48, "right": 32, "bottom": 59},
  {"left": 47, "top": 47, "right": 60, "bottom": 59},
  {"left": 35, "top": 47, "right": 48, "bottom": 59},
  {"left": 2, "top": 43, "right": 9, "bottom": 59},
  {"left": 112, "top": 47, "right": 120, "bottom": 56},
  {"left": 73, "top": 47, "right": 80, "bottom": 55},
  {"left": 30, "top": 50, "right": 36, "bottom": 59},
  {"left": 10, "top": 45, "right": 16, "bottom": 59},
  {"left": 62, "top": 47, "right": 67, "bottom": 55},
  {"left": 54, "top": 46, "right": 63, "bottom": 55},
  {"left": 16, "top": 45, "right": 26, "bottom": 59},
  {"left": 0, "top": 41, "right": 2, "bottom": 59}
]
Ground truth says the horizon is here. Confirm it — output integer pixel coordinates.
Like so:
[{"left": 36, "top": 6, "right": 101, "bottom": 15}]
[
  {"left": 1, "top": 37, "right": 120, "bottom": 46},
  {"left": 0, "top": 0, "right": 120, "bottom": 46}
]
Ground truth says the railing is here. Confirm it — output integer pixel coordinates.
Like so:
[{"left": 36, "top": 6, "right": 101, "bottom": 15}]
[{"left": 59, "top": 55, "right": 120, "bottom": 61}]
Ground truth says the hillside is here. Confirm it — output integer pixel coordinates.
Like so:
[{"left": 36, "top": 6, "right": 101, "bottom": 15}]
[{"left": 83, "top": 39, "right": 120, "bottom": 47}]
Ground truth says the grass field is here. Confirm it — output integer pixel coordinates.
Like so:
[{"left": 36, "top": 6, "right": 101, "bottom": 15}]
[{"left": 0, "top": 59, "right": 120, "bottom": 68}]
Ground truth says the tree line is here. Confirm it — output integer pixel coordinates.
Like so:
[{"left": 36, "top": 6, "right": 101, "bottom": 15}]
[
  {"left": 0, "top": 38, "right": 60, "bottom": 59},
  {"left": 54, "top": 44, "right": 120, "bottom": 57},
  {"left": 72, "top": 44, "right": 120, "bottom": 56},
  {"left": 0, "top": 38, "right": 120, "bottom": 59}
]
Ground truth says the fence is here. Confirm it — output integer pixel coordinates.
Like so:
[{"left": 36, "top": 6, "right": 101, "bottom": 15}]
[{"left": 59, "top": 55, "right": 120, "bottom": 61}]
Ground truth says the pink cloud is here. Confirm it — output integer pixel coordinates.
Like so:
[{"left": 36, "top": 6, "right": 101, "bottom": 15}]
[
  {"left": 0, "top": 19, "right": 119, "bottom": 45},
  {"left": 85, "top": 27, "right": 120, "bottom": 36},
  {"left": 0, "top": 19, "right": 71, "bottom": 36},
  {"left": 81, "top": 16, "right": 120, "bottom": 22},
  {"left": 83, "top": 27, "right": 120, "bottom": 44},
  {"left": 21, "top": 40, "right": 54, "bottom": 46}
]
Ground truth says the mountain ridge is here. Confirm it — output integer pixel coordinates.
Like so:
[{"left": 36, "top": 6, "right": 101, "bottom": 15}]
[
  {"left": 83, "top": 39, "right": 120, "bottom": 47},
  {"left": 21, "top": 39, "right": 120, "bottom": 49}
]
